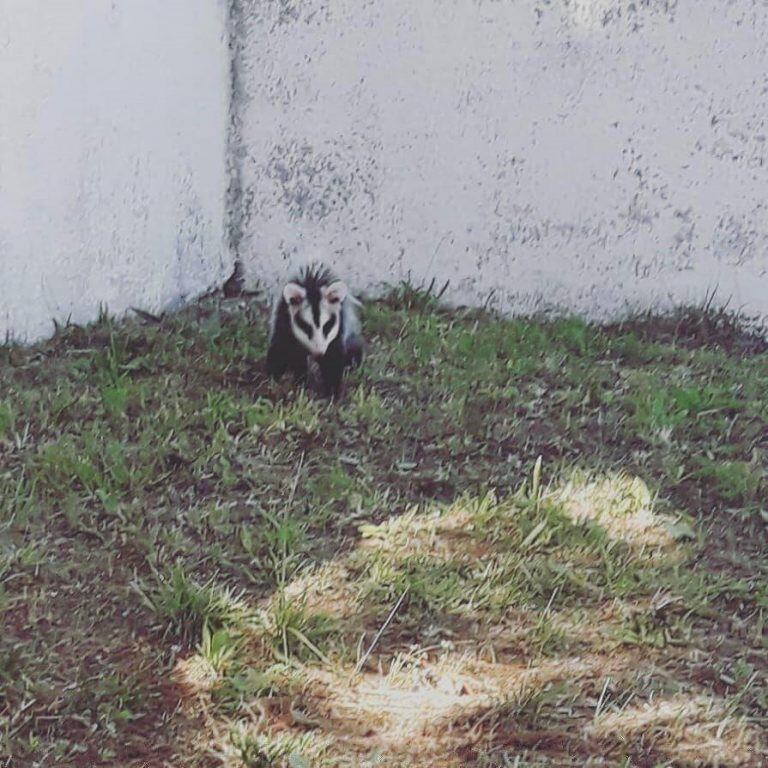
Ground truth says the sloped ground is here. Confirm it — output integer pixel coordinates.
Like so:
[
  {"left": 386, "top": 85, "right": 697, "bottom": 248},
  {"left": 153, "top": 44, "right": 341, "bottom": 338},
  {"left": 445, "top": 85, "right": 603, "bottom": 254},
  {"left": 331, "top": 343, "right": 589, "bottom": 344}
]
[{"left": 1, "top": 288, "right": 766, "bottom": 767}]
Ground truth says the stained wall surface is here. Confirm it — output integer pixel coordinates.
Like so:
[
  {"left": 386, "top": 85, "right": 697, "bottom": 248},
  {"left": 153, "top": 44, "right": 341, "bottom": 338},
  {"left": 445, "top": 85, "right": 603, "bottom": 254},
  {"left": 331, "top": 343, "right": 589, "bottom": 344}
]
[
  {"left": 0, "top": 0, "right": 232, "bottom": 341},
  {"left": 234, "top": 1, "right": 768, "bottom": 321}
]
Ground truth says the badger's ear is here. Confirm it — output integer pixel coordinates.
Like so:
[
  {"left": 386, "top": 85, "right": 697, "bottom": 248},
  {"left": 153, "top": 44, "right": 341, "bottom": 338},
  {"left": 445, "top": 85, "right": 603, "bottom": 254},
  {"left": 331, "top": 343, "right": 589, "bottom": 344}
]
[
  {"left": 323, "top": 281, "right": 348, "bottom": 304},
  {"left": 283, "top": 283, "right": 306, "bottom": 306}
]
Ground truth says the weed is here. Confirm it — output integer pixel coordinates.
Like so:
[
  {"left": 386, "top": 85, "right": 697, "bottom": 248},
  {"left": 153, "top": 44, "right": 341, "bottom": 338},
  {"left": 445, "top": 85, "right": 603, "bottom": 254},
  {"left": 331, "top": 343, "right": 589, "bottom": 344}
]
[
  {"left": 214, "top": 663, "right": 301, "bottom": 714},
  {"left": 198, "top": 622, "right": 245, "bottom": 674},
  {"left": 137, "top": 564, "right": 252, "bottom": 642},
  {"left": 381, "top": 275, "right": 450, "bottom": 314},
  {"left": 693, "top": 458, "right": 763, "bottom": 504},
  {"left": 231, "top": 727, "right": 331, "bottom": 768}
]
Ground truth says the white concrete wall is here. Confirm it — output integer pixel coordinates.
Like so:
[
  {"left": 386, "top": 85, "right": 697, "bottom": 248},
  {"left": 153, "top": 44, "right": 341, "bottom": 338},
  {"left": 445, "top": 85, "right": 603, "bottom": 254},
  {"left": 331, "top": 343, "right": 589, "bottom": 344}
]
[
  {"left": 0, "top": 0, "right": 232, "bottom": 342},
  {"left": 234, "top": 0, "right": 768, "bottom": 322}
]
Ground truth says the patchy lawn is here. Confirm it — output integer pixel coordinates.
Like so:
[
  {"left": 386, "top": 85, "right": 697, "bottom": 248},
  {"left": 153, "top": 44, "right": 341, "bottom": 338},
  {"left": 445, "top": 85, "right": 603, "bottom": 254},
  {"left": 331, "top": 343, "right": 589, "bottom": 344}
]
[{"left": 1, "top": 288, "right": 766, "bottom": 767}]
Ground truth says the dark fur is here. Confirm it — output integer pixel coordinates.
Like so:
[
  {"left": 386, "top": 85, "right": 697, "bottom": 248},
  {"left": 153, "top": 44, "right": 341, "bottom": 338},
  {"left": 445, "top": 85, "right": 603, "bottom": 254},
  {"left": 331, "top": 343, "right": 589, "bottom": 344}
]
[{"left": 266, "top": 266, "right": 363, "bottom": 397}]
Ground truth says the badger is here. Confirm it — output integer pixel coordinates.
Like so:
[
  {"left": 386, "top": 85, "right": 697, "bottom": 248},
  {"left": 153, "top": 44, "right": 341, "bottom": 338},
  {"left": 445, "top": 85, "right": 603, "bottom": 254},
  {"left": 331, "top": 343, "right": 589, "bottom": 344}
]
[{"left": 266, "top": 265, "right": 364, "bottom": 396}]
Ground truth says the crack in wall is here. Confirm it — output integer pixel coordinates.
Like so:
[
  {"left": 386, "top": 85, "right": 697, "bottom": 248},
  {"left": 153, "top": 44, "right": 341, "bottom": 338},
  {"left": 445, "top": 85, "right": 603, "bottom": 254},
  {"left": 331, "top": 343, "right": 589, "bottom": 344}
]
[{"left": 225, "top": 0, "right": 247, "bottom": 277}]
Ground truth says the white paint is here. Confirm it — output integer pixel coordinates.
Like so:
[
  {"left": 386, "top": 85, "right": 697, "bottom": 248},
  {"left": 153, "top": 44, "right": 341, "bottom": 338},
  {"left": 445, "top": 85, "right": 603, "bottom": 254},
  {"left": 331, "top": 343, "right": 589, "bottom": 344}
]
[
  {"left": 0, "top": 0, "right": 232, "bottom": 342},
  {"left": 4, "top": 1, "right": 768, "bottom": 340},
  {"left": 234, "top": 0, "right": 768, "bottom": 323}
]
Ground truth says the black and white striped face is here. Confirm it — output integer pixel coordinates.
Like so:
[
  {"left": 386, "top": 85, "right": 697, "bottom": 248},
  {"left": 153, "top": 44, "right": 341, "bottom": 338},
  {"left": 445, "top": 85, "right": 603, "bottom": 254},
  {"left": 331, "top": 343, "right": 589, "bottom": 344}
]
[{"left": 283, "top": 280, "right": 347, "bottom": 357}]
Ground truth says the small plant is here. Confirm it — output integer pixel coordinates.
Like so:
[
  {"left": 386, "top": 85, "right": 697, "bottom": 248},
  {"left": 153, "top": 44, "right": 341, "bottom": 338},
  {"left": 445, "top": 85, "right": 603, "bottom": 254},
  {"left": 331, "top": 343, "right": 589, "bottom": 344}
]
[
  {"left": 693, "top": 458, "right": 762, "bottom": 504},
  {"left": 261, "top": 591, "right": 334, "bottom": 665},
  {"left": 93, "top": 673, "right": 144, "bottom": 738},
  {"left": 0, "top": 401, "right": 14, "bottom": 439},
  {"left": 381, "top": 275, "right": 450, "bottom": 313},
  {"left": 94, "top": 331, "right": 127, "bottom": 387},
  {"left": 136, "top": 565, "right": 251, "bottom": 642},
  {"left": 0, "top": 470, "right": 37, "bottom": 527},
  {"left": 198, "top": 621, "right": 244, "bottom": 674},
  {"left": 204, "top": 391, "right": 240, "bottom": 431},
  {"left": 214, "top": 663, "right": 300, "bottom": 714},
  {"left": 231, "top": 727, "right": 331, "bottom": 768}
]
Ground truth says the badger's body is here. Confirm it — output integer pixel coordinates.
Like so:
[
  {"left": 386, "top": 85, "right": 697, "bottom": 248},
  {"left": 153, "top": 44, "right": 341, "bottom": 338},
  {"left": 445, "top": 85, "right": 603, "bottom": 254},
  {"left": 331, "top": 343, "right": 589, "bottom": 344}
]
[{"left": 266, "top": 265, "right": 364, "bottom": 396}]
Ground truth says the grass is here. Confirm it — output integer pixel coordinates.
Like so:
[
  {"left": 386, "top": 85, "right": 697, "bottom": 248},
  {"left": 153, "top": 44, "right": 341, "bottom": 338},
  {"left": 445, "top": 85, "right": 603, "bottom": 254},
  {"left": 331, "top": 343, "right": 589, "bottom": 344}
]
[{"left": 0, "top": 289, "right": 766, "bottom": 767}]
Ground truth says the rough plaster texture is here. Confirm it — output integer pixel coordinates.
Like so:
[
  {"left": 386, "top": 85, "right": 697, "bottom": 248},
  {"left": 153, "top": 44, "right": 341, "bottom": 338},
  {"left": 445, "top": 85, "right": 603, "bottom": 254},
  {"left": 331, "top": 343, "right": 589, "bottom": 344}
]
[
  {"left": 234, "top": 0, "right": 768, "bottom": 322},
  {"left": 0, "top": 0, "right": 232, "bottom": 342}
]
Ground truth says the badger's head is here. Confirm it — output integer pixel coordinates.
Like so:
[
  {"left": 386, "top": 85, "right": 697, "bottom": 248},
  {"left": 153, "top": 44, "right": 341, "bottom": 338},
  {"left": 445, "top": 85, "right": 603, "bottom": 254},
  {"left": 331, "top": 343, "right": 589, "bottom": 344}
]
[{"left": 283, "top": 279, "right": 347, "bottom": 357}]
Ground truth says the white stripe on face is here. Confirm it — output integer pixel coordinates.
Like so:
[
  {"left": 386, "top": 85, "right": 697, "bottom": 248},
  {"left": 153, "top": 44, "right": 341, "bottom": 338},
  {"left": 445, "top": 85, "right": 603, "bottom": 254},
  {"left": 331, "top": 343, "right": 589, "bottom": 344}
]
[{"left": 288, "top": 295, "right": 342, "bottom": 357}]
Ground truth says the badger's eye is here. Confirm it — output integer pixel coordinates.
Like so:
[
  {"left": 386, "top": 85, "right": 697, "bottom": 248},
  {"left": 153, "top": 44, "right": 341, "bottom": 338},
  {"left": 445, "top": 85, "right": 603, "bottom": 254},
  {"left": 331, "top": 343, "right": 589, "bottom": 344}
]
[{"left": 323, "top": 315, "right": 337, "bottom": 337}]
